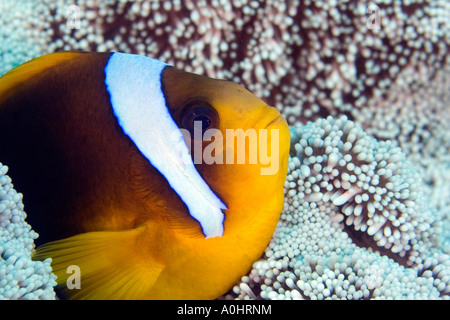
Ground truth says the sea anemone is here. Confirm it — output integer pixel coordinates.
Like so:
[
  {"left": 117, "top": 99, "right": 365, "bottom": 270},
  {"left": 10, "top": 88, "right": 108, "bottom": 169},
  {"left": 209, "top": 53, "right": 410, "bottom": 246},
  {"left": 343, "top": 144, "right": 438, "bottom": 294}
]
[
  {"left": 0, "top": 163, "right": 56, "bottom": 300},
  {"left": 289, "top": 116, "right": 433, "bottom": 266}
]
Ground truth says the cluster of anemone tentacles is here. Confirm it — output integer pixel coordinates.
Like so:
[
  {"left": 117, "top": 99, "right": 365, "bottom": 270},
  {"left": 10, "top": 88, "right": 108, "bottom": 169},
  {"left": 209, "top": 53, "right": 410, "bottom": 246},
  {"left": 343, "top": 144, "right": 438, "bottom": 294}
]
[{"left": 0, "top": 163, "right": 56, "bottom": 299}]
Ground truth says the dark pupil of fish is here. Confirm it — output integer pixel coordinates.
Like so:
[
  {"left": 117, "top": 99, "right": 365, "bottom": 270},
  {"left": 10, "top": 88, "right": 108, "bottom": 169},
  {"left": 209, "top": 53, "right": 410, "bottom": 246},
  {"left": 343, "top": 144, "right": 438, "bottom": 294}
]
[{"left": 193, "top": 115, "right": 211, "bottom": 130}]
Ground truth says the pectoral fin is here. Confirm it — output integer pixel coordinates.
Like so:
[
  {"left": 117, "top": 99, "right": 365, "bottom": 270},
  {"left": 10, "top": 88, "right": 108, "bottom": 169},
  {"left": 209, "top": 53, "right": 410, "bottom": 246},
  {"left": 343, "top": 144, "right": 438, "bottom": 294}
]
[{"left": 33, "top": 226, "right": 165, "bottom": 300}]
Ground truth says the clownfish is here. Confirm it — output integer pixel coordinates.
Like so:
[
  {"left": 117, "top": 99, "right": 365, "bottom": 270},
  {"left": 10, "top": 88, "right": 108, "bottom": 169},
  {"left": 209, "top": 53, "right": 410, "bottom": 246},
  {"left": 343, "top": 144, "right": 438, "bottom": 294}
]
[{"left": 0, "top": 52, "right": 290, "bottom": 299}]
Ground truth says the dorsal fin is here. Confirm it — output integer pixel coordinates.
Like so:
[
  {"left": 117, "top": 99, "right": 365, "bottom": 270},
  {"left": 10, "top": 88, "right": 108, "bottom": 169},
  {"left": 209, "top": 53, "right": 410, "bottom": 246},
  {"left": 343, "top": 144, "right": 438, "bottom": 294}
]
[{"left": 0, "top": 52, "right": 84, "bottom": 105}]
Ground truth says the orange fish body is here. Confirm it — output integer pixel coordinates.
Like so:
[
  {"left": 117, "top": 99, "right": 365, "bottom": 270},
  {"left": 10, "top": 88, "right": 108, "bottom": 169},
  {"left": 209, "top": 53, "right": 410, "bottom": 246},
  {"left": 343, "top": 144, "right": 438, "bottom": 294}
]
[{"left": 0, "top": 52, "right": 290, "bottom": 299}]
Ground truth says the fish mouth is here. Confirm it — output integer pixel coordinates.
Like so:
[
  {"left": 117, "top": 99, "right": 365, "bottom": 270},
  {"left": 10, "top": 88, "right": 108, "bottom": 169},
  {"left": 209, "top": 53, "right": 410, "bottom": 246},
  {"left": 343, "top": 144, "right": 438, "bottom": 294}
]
[
  {"left": 264, "top": 110, "right": 285, "bottom": 129},
  {"left": 265, "top": 114, "right": 283, "bottom": 128}
]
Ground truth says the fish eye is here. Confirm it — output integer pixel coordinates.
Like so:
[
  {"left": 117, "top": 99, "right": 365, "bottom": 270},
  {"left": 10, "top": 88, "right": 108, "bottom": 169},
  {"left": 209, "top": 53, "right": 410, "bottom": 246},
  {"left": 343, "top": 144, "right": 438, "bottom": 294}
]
[{"left": 180, "top": 101, "right": 219, "bottom": 135}]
